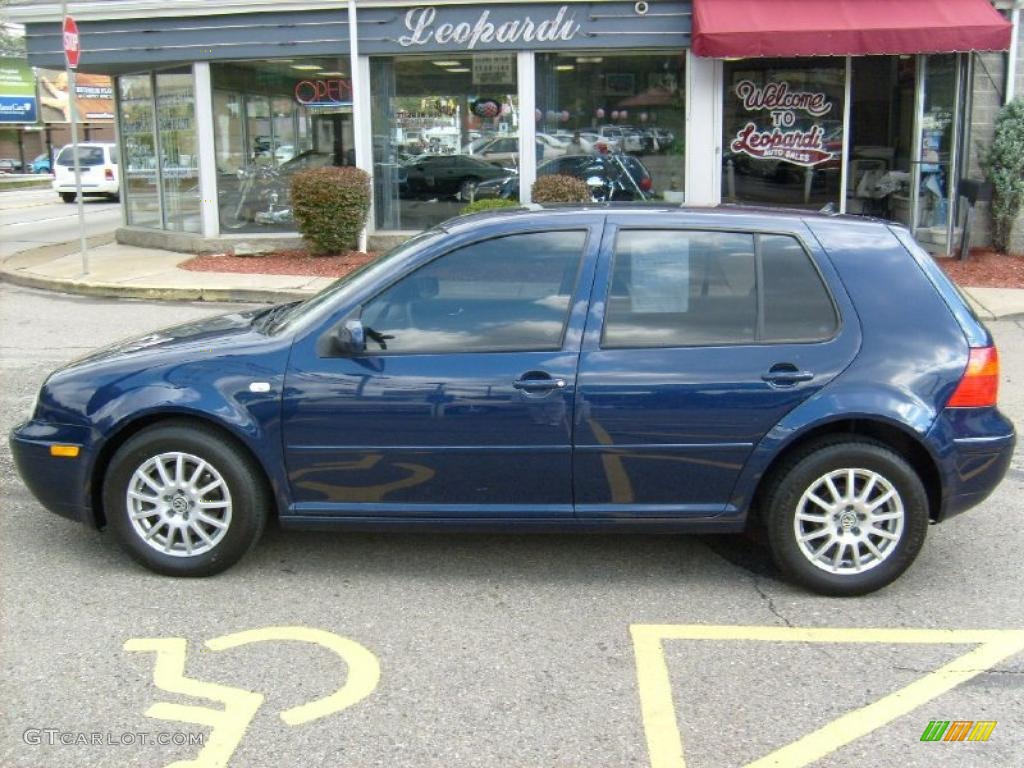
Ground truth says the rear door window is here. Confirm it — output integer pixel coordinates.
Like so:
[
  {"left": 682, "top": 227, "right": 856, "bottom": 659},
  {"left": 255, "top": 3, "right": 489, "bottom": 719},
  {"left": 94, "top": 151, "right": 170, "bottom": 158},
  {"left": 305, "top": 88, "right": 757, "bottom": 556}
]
[
  {"left": 604, "top": 230, "right": 757, "bottom": 347},
  {"left": 602, "top": 229, "right": 837, "bottom": 348}
]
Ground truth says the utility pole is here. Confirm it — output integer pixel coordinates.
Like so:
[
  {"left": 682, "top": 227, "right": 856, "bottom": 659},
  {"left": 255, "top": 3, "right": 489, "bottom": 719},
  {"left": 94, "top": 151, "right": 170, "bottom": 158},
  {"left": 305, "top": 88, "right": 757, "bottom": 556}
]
[{"left": 60, "top": 0, "right": 89, "bottom": 275}]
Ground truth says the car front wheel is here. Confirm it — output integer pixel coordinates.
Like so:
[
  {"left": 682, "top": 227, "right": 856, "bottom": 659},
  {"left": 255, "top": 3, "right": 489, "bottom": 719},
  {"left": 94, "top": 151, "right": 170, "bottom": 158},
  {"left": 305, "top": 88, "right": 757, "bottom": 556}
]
[
  {"left": 104, "top": 422, "right": 269, "bottom": 576},
  {"left": 763, "top": 438, "right": 929, "bottom": 596}
]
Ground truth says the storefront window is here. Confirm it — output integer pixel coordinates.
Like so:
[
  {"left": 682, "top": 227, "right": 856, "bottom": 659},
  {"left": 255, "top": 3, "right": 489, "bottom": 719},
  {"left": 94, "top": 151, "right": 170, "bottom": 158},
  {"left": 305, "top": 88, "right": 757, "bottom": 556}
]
[
  {"left": 211, "top": 59, "right": 354, "bottom": 233},
  {"left": 536, "top": 52, "right": 686, "bottom": 202},
  {"left": 155, "top": 70, "right": 200, "bottom": 233},
  {"left": 118, "top": 74, "right": 160, "bottom": 228},
  {"left": 722, "top": 59, "right": 845, "bottom": 209},
  {"left": 371, "top": 55, "right": 519, "bottom": 231}
]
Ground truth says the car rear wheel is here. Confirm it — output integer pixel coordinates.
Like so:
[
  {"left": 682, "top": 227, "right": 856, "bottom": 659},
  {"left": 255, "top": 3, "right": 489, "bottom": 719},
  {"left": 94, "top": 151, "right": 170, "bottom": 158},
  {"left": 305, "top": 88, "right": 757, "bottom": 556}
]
[
  {"left": 458, "top": 178, "right": 479, "bottom": 202},
  {"left": 763, "top": 437, "right": 928, "bottom": 596},
  {"left": 104, "top": 422, "right": 269, "bottom": 576},
  {"left": 60, "top": 192, "right": 75, "bottom": 203}
]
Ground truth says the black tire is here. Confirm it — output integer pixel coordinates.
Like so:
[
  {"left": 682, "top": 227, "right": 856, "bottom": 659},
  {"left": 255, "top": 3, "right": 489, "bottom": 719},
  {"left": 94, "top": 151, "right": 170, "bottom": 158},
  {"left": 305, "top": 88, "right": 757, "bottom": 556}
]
[
  {"left": 61, "top": 192, "right": 75, "bottom": 203},
  {"left": 103, "top": 422, "right": 270, "bottom": 576},
  {"left": 763, "top": 437, "right": 928, "bottom": 596}
]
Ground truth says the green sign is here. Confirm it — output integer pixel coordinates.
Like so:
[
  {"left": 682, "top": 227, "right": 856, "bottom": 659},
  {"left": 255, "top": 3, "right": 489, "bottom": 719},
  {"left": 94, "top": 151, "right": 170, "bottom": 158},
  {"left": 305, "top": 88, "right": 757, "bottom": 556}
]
[{"left": 0, "top": 58, "right": 39, "bottom": 124}]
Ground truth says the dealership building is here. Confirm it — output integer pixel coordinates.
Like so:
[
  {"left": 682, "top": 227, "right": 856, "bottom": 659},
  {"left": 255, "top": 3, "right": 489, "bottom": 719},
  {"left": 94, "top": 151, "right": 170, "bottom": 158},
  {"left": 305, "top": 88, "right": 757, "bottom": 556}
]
[{"left": 9, "top": 0, "right": 1024, "bottom": 253}]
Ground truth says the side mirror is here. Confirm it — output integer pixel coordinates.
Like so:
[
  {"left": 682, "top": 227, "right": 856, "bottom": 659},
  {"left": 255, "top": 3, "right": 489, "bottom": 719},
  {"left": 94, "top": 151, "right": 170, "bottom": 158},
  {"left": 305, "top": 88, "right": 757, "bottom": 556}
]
[{"left": 319, "top": 318, "right": 366, "bottom": 357}]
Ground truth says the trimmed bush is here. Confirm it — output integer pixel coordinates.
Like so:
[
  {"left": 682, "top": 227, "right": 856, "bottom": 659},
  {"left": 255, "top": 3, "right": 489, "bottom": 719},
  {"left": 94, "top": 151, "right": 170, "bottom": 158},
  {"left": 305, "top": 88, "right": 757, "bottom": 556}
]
[
  {"left": 290, "top": 167, "right": 371, "bottom": 255},
  {"left": 461, "top": 198, "right": 521, "bottom": 215},
  {"left": 531, "top": 174, "right": 591, "bottom": 204},
  {"left": 980, "top": 98, "right": 1024, "bottom": 254}
]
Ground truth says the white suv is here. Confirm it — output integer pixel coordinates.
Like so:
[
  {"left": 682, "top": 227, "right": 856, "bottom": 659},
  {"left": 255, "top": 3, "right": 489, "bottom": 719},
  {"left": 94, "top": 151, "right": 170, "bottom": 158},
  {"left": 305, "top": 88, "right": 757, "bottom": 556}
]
[{"left": 53, "top": 142, "right": 120, "bottom": 203}]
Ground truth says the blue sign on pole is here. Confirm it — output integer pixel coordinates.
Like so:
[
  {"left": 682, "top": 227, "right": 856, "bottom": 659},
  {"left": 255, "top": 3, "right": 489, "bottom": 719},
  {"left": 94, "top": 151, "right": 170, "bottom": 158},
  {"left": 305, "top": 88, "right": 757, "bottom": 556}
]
[{"left": 0, "top": 95, "right": 39, "bottom": 124}]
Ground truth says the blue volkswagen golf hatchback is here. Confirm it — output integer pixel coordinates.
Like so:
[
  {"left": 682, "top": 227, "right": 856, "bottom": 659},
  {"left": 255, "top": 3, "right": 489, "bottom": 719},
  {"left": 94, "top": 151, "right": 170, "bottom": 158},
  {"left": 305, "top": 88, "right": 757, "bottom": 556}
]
[{"left": 10, "top": 206, "right": 1015, "bottom": 594}]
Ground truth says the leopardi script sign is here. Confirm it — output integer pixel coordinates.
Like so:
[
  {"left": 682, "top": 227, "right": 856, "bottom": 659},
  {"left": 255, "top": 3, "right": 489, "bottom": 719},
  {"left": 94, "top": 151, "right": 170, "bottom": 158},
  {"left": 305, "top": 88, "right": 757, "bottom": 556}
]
[
  {"left": 358, "top": 2, "right": 692, "bottom": 55},
  {"left": 730, "top": 79, "right": 837, "bottom": 167},
  {"left": 398, "top": 5, "right": 581, "bottom": 49}
]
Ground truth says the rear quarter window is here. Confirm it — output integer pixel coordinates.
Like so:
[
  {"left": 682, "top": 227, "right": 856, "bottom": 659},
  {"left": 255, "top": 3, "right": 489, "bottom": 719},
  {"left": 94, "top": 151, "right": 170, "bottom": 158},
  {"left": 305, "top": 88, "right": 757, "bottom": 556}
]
[{"left": 761, "top": 234, "right": 838, "bottom": 341}]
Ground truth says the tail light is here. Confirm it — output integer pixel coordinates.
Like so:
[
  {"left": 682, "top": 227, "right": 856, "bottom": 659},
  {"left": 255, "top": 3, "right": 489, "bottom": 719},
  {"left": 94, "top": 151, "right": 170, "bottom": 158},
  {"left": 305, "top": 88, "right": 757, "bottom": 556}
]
[
  {"left": 640, "top": 176, "right": 652, "bottom": 191},
  {"left": 947, "top": 346, "right": 999, "bottom": 407},
  {"left": 104, "top": 167, "right": 114, "bottom": 181}
]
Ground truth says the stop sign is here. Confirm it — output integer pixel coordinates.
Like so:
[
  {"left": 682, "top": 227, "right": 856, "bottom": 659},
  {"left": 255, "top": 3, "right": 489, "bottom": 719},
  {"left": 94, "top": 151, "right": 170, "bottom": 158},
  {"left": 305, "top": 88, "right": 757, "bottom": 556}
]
[{"left": 63, "top": 16, "right": 81, "bottom": 69}]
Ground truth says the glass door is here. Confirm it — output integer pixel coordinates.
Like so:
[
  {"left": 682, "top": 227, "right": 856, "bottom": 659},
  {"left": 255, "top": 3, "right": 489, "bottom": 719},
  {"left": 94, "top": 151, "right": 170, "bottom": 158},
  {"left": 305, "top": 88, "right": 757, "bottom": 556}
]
[{"left": 911, "top": 54, "right": 964, "bottom": 255}]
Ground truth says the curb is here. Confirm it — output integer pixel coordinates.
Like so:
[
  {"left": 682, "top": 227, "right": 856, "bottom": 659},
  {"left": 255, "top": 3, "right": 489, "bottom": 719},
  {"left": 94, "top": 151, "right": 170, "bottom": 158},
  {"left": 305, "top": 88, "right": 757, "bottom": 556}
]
[
  {"left": 0, "top": 269, "right": 310, "bottom": 304},
  {"left": 1, "top": 236, "right": 315, "bottom": 304}
]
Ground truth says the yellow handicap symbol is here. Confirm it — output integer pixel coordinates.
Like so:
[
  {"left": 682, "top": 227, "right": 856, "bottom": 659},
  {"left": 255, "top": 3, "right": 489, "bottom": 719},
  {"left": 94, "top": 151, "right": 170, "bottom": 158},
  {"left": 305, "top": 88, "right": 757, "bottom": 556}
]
[
  {"left": 631, "top": 624, "right": 1024, "bottom": 768},
  {"left": 125, "top": 626, "right": 380, "bottom": 768}
]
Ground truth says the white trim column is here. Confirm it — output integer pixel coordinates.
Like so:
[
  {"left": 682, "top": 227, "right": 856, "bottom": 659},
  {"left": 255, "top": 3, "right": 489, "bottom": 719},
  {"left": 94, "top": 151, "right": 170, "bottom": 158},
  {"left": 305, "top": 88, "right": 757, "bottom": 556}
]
[
  {"left": 193, "top": 62, "right": 220, "bottom": 238},
  {"left": 839, "top": 56, "right": 852, "bottom": 214},
  {"left": 353, "top": 54, "right": 375, "bottom": 235},
  {"left": 684, "top": 51, "right": 722, "bottom": 206},
  {"left": 517, "top": 51, "right": 537, "bottom": 204}
]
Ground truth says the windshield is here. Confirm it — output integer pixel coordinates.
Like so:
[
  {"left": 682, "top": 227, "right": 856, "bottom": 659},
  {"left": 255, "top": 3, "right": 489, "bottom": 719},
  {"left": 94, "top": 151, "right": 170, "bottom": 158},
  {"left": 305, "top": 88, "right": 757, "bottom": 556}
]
[{"left": 266, "top": 228, "right": 447, "bottom": 335}]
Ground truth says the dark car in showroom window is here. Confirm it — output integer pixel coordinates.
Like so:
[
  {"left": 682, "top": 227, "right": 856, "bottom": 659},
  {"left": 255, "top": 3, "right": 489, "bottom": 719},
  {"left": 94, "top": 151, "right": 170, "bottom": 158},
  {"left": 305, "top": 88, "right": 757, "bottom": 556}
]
[{"left": 10, "top": 206, "right": 1014, "bottom": 595}]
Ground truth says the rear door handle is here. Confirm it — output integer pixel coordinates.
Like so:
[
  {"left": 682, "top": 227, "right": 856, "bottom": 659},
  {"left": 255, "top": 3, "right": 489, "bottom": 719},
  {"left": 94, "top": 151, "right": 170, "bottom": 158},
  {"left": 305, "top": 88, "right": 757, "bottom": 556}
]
[
  {"left": 762, "top": 366, "right": 815, "bottom": 385},
  {"left": 513, "top": 375, "right": 567, "bottom": 392}
]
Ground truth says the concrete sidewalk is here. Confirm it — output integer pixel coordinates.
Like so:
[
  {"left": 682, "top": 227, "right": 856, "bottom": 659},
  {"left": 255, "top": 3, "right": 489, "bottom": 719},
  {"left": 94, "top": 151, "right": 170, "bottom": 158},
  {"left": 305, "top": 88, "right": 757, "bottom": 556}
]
[
  {"left": 3, "top": 234, "right": 1024, "bottom": 317},
  {"left": 0, "top": 237, "right": 333, "bottom": 303}
]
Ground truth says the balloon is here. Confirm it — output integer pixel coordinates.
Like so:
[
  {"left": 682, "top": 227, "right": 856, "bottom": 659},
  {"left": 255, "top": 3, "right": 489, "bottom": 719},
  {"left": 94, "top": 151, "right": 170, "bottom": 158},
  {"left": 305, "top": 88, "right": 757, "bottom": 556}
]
[
  {"left": 500, "top": 102, "right": 512, "bottom": 116},
  {"left": 596, "top": 108, "right": 605, "bottom": 119},
  {"left": 559, "top": 110, "right": 570, "bottom": 123},
  {"left": 535, "top": 108, "right": 542, "bottom": 122},
  {"left": 620, "top": 110, "right": 628, "bottom": 120},
  {"left": 639, "top": 112, "right": 648, "bottom": 123},
  {"left": 611, "top": 110, "right": 619, "bottom": 120}
]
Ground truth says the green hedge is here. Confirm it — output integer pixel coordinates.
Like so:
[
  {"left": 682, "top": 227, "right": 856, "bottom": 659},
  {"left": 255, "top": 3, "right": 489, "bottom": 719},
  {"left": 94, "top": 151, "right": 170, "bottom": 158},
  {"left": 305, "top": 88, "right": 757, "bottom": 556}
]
[
  {"left": 290, "top": 167, "right": 371, "bottom": 255},
  {"left": 461, "top": 198, "right": 521, "bottom": 214}
]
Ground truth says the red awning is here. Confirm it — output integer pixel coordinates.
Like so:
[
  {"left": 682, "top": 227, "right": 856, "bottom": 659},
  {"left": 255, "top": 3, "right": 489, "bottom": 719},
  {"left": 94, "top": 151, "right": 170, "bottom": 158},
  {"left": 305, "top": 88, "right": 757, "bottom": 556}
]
[{"left": 692, "top": 0, "right": 1013, "bottom": 58}]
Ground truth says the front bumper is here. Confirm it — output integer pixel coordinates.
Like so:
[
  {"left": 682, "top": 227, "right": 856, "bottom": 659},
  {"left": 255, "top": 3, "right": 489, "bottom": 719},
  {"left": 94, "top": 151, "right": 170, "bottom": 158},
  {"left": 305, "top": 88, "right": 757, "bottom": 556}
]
[{"left": 9, "top": 420, "right": 97, "bottom": 525}]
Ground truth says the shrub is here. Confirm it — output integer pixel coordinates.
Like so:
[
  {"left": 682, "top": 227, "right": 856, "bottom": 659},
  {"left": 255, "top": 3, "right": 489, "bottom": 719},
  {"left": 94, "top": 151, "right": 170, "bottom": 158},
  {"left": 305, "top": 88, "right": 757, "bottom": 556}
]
[
  {"left": 461, "top": 198, "right": 521, "bottom": 215},
  {"left": 980, "top": 98, "right": 1024, "bottom": 253},
  {"left": 531, "top": 174, "right": 590, "bottom": 204},
  {"left": 290, "top": 167, "right": 371, "bottom": 255}
]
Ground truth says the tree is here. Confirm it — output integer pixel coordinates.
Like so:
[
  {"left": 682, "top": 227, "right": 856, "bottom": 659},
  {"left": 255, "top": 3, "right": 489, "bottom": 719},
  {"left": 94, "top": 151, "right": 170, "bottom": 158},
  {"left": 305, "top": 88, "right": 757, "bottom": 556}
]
[
  {"left": 1, "top": 0, "right": 27, "bottom": 57},
  {"left": 980, "top": 99, "right": 1024, "bottom": 254}
]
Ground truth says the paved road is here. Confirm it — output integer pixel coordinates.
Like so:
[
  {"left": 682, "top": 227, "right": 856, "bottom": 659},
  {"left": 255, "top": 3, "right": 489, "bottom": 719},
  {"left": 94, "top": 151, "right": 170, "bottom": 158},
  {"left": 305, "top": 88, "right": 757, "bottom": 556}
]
[
  {"left": 0, "top": 188, "right": 122, "bottom": 260},
  {"left": 1, "top": 283, "right": 1022, "bottom": 768}
]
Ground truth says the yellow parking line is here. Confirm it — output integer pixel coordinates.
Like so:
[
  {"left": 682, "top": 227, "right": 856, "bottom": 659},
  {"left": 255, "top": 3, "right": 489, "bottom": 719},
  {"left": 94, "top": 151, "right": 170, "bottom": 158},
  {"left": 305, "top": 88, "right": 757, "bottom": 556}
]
[{"left": 630, "top": 624, "right": 1024, "bottom": 768}]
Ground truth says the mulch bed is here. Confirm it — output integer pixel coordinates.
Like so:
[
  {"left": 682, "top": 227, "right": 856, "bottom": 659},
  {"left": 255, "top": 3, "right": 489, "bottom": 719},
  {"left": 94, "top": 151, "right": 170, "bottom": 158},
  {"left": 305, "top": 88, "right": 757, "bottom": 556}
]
[
  {"left": 935, "top": 249, "right": 1024, "bottom": 289},
  {"left": 180, "top": 249, "right": 378, "bottom": 278}
]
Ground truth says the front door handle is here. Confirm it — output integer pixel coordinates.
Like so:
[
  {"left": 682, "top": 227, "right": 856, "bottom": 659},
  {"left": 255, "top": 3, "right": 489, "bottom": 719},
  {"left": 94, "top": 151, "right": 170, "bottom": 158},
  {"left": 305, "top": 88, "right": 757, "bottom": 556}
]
[
  {"left": 762, "top": 365, "right": 815, "bottom": 386},
  {"left": 513, "top": 374, "right": 567, "bottom": 392}
]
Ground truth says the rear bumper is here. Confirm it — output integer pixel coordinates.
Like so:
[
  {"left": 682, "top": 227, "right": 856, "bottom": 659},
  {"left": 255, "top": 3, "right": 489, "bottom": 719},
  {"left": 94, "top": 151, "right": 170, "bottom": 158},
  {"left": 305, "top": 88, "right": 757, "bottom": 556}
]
[
  {"left": 9, "top": 420, "right": 97, "bottom": 525},
  {"left": 52, "top": 179, "right": 118, "bottom": 195},
  {"left": 929, "top": 408, "right": 1016, "bottom": 521}
]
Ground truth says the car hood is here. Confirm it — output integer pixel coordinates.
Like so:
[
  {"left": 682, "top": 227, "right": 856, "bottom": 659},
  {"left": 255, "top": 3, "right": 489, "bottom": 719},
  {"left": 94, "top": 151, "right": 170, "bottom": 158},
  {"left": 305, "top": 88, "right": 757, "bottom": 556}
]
[{"left": 58, "top": 307, "right": 270, "bottom": 372}]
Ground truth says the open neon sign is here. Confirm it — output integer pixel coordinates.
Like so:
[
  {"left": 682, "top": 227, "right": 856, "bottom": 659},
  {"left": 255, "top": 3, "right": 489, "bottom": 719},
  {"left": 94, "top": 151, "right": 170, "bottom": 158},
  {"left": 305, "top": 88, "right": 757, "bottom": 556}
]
[{"left": 294, "top": 78, "right": 353, "bottom": 107}]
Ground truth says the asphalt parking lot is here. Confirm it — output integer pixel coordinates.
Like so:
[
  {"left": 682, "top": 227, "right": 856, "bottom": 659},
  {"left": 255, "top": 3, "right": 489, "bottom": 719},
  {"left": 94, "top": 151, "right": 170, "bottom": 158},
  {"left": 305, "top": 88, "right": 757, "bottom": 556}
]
[{"left": 1, "top": 282, "right": 1023, "bottom": 768}]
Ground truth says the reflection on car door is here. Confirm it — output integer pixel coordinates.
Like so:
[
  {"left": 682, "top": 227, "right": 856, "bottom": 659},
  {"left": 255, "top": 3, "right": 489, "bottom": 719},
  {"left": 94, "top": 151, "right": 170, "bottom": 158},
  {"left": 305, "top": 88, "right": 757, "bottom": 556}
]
[
  {"left": 281, "top": 226, "right": 602, "bottom": 520},
  {"left": 573, "top": 216, "right": 861, "bottom": 520}
]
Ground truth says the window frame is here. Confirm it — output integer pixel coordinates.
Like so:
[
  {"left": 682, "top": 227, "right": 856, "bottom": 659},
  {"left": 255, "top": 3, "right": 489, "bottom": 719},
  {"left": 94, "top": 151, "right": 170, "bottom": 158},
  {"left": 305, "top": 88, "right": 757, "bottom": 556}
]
[
  {"left": 350, "top": 228, "right": 593, "bottom": 357},
  {"left": 599, "top": 226, "right": 841, "bottom": 350}
]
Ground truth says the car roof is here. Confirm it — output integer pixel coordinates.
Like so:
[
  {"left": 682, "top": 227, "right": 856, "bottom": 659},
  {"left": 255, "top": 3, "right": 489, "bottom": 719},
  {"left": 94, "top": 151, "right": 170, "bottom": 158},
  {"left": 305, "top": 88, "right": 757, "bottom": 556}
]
[{"left": 445, "top": 203, "right": 890, "bottom": 235}]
